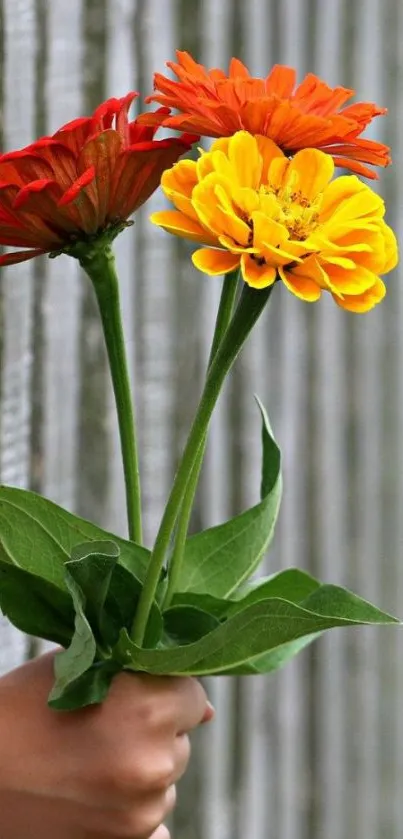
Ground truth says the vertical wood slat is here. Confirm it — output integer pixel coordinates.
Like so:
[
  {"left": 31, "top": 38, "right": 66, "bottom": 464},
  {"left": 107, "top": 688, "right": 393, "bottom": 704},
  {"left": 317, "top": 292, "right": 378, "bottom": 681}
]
[
  {"left": 349, "top": 4, "right": 384, "bottom": 837},
  {"left": 392, "top": 2, "right": 403, "bottom": 835},
  {"left": 196, "top": 3, "right": 236, "bottom": 837},
  {"left": 273, "top": 7, "right": 311, "bottom": 838},
  {"left": 237, "top": 5, "right": 283, "bottom": 837},
  {"left": 41, "top": 0, "right": 83, "bottom": 510},
  {"left": 134, "top": 0, "right": 178, "bottom": 547},
  {"left": 312, "top": 4, "right": 349, "bottom": 837},
  {"left": 102, "top": 0, "right": 137, "bottom": 537},
  {"left": 0, "top": 0, "right": 37, "bottom": 669}
]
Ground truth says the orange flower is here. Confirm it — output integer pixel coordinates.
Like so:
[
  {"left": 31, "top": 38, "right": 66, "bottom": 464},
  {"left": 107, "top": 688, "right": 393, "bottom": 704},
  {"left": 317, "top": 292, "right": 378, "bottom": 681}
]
[
  {"left": 141, "top": 51, "right": 390, "bottom": 179},
  {"left": 0, "top": 92, "right": 196, "bottom": 266}
]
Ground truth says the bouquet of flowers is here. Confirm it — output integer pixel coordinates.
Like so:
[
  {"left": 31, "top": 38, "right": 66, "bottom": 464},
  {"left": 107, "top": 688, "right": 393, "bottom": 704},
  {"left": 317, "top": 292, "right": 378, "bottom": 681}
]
[{"left": 0, "top": 53, "right": 399, "bottom": 710}]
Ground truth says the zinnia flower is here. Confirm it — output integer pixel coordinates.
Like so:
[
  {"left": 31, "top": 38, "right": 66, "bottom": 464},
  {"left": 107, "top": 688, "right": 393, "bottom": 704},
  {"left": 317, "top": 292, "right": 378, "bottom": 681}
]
[
  {"left": 141, "top": 51, "right": 390, "bottom": 179},
  {"left": 150, "top": 131, "right": 398, "bottom": 313},
  {"left": 0, "top": 92, "right": 196, "bottom": 266}
]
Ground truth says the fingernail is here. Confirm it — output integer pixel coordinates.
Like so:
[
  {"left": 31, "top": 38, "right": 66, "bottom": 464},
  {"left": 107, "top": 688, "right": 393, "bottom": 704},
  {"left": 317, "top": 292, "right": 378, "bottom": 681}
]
[{"left": 202, "top": 700, "right": 215, "bottom": 723}]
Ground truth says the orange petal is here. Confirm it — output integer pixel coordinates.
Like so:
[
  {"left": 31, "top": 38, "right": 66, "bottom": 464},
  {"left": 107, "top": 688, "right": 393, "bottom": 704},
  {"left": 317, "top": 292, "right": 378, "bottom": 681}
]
[
  {"left": 332, "top": 277, "right": 386, "bottom": 312},
  {"left": 192, "top": 248, "right": 240, "bottom": 275},
  {"left": 278, "top": 264, "right": 322, "bottom": 302},
  {"left": 150, "top": 210, "right": 217, "bottom": 245},
  {"left": 240, "top": 253, "right": 277, "bottom": 288},
  {"left": 324, "top": 262, "right": 379, "bottom": 294},
  {"left": 382, "top": 223, "right": 399, "bottom": 272}
]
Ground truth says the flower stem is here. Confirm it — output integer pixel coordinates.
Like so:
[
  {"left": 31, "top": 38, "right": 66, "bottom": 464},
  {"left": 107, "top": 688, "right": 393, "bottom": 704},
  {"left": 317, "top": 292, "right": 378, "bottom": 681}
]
[
  {"left": 162, "top": 269, "right": 240, "bottom": 609},
  {"left": 79, "top": 245, "right": 143, "bottom": 544},
  {"left": 131, "top": 282, "right": 272, "bottom": 645}
]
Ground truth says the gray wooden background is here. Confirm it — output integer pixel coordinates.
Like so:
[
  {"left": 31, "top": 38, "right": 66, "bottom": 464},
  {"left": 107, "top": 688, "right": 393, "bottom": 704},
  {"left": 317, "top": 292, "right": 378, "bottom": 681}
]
[{"left": 1, "top": 1, "right": 403, "bottom": 837}]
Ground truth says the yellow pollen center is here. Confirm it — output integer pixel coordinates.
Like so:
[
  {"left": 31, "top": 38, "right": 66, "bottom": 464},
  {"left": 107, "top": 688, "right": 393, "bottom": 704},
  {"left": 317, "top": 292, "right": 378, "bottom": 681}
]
[{"left": 263, "top": 179, "right": 322, "bottom": 241}]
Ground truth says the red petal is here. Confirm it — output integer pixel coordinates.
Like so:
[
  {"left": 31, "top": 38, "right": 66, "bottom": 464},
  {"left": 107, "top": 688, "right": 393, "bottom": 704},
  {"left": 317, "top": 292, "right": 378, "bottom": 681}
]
[
  {"left": 129, "top": 107, "right": 171, "bottom": 143},
  {"left": 77, "top": 130, "right": 122, "bottom": 225},
  {"left": 0, "top": 151, "right": 55, "bottom": 186},
  {"left": 109, "top": 141, "right": 189, "bottom": 219},
  {"left": 53, "top": 117, "right": 93, "bottom": 155},
  {"left": 13, "top": 178, "right": 61, "bottom": 210},
  {"left": 58, "top": 165, "right": 96, "bottom": 205},
  {"left": 0, "top": 248, "right": 46, "bottom": 265}
]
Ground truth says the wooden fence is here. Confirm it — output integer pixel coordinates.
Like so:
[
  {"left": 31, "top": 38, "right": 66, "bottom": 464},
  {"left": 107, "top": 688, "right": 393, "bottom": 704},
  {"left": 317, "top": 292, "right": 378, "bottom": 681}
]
[{"left": 1, "top": 1, "right": 403, "bottom": 837}]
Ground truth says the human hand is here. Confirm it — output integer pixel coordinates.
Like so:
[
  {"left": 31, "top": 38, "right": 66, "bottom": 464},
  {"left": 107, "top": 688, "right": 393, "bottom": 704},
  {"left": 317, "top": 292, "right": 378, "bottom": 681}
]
[{"left": 0, "top": 651, "right": 213, "bottom": 838}]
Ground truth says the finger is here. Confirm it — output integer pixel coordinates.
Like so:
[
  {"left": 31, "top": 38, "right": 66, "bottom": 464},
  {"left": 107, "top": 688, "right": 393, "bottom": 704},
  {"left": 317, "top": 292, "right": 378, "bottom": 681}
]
[
  {"left": 149, "top": 826, "right": 170, "bottom": 839},
  {"left": 137, "top": 787, "right": 176, "bottom": 839},
  {"left": 172, "top": 734, "right": 191, "bottom": 782},
  {"left": 202, "top": 700, "right": 215, "bottom": 724},
  {"left": 164, "top": 783, "right": 177, "bottom": 816},
  {"left": 173, "top": 678, "right": 211, "bottom": 733}
]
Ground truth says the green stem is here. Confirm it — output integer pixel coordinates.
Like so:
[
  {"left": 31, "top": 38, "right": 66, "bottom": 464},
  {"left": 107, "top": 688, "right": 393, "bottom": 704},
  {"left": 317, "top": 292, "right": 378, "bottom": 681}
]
[
  {"left": 79, "top": 245, "right": 143, "bottom": 544},
  {"left": 132, "top": 282, "right": 272, "bottom": 645},
  {"left": 162, "top": 269, "right": 240, "bottom": 609}
]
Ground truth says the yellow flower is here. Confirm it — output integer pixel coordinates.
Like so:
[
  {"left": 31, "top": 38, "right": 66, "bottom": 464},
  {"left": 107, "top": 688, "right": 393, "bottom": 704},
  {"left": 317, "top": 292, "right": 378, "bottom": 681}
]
[{"left": 151, "top": 131, "right": 398, "bottom": 312}]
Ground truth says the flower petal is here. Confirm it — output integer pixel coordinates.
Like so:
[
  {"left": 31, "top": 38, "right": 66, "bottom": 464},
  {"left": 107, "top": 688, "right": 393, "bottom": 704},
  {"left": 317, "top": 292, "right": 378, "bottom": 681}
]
[
  {"left": 332, "top": 277, "right": 386, "bottom": 312},
  {"left": 192, "top": 247, "right": 240, "bottom": 275},
  {"left": 279, "top": 264, "right": 322, "bottom": 302},
  {"left": 285, "top": 148, "right": 334, "bottom": 199},
  {"left": 240, "top": 253, "right": 277, "bottom": 288},
  {"left": 0, "top": 247, "right": 46, "bottom": 265},
  {"left": 150, "top": 210, "right": 217, "bottom": 245}
]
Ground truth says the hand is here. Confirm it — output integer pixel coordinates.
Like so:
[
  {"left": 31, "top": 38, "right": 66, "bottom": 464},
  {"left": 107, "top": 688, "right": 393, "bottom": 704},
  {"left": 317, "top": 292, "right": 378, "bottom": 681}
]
[{"left": 0, "top": 651, "right": 213, "bottom": 838}]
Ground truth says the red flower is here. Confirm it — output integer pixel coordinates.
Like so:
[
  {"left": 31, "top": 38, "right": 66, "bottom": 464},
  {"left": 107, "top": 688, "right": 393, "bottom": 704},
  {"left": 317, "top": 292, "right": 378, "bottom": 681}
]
[
  {"left": 0, "top": 92, "right": 196, "bottom": 266},
  {"left": 140, "top": 51, "right": 390, "bottom": 179}
]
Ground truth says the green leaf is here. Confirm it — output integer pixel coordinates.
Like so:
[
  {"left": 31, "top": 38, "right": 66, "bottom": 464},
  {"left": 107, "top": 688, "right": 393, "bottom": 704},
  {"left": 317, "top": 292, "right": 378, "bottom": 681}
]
[
  {"left": 175, "top": 398, "right": 282, "bottom": 598},
  {"left": 48, "top": 571, "right": 97, "bottom": 705},
  {"left": 66, "top": 541, "right": 119, "bottom": 642},
  {"left": 170, "top": 591, "right": 231, "bottom": 620},
  {"left": 169, "top": 570, "right": 320, "bottom": 621},
  {"left": 228, "top": 569, "right": 321, "bottom": 613},
  {"left": 0, "top": 486, "right": 150, "bottom": 589},
  {"left": 0, "top": 559, "right": 74, "bottom": 645},
  {"left": 114, "top": 588, "right": 399, "bottom": 676},
  {"left": 163, "top": 605, "right": 220, "bottom": 645},
  {"left": 48, "top": 660, "right": 121, "bottom": 711},
  {"left": 299, "top": 584, "right": 399, "bottom": 623},
  {"left": 221, "top": 635, "right": 322, "bottom": 675}
]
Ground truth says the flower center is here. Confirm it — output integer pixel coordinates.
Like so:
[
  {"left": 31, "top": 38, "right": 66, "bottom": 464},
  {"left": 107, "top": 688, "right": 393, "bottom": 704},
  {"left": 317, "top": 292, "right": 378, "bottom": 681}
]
[{"left": 264, "top": 171, "right": 322, "bottom": 241}]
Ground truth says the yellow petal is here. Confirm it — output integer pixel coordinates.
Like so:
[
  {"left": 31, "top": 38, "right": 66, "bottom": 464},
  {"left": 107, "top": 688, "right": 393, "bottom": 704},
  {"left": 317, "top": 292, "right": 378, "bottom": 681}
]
[
  {"left": 232, "top": 185, "right": 260, "bottom": 217},
  {"left": 192, "top": 248, "right": 240, "bottom": 275},
  {"left": 321, "top": 176, "right": 383, "bottom": 223},
  {"left": 210, "top": 137, "right": 232, "bottom": 156},
  {"left": 150, "top": 210, "right": 217, "bottom": 245},
  {"left": 255, "top": 135, "right": 285, "bottom": 183},
  {"left": 240, "top": 253, "right": 277, "bottom": 288},
  {"left": 332, "top": 278, "right": 386, "bottom": 312},
  {"left": 192, "top": 174, "right": 251, "bottom": 245},
  {"left": 251, "top": 212, "right": 304, "bottom": 264},
  {"left": 267, "top": 156, "right": 290, "bottom": 192},
  {"left": 324, "top": 262, "right": 379, "bottom": 294},
  {"left": 218, "top": 234, "right": 258, "bottom": 254},
  {"left": 286, "top": 149, "right": 334, "bottom": 200},
  {"left": 279, "top": 265, "right": 322, "bottom": 302},
  {"left": 382, "top": 223, "right": 399, "bottom": 272},
  {"left": 161, "top": 160, "right": 199, "bottom": 218},
  {"left": 227, "top": 131, "right": 262, "bottom": 189},
  {"left": 252, "top": 211, "right": 289, "bottom": 250}
]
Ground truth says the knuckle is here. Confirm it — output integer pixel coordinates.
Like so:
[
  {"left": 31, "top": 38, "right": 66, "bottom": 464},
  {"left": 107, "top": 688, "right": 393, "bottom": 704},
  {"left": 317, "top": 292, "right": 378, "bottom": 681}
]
[
  {"left": 136, "top": 692, "right": 176, "bottom": 733},
  {"left": 135, "top": 755, "right": 176, "bottom": 792},
  {"left": 114, "top": 798, "right": 168, "bottom": 838}
]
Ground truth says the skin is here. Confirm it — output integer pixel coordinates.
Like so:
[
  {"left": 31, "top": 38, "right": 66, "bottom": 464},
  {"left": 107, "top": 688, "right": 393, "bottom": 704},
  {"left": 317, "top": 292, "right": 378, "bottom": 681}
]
[{"left": 0, "top": 651, "right": 214, "bottom": 839}]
